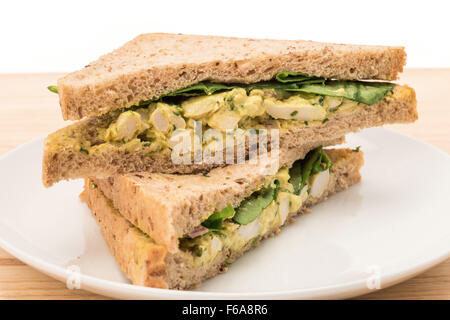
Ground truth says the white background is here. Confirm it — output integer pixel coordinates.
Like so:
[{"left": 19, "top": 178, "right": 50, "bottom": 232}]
[{"left": 1, "top": 0, "right": 449, "bottom": 72}]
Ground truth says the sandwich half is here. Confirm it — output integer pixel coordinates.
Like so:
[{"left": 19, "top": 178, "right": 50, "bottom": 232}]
[
  {"left": 81, "top": 146, "right": 364, "bottom": 289},
  {"left": 43, "top": 34, "right": 417, "bottom": 187},
  {"left": 56, "top": 34, "right": 407, "bottom": 120}
]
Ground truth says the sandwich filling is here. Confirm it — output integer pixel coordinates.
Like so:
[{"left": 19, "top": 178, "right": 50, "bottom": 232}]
[
  {"left": 176, "top": 146, "right": 333, "bottom": 266},
  {"left": 47, "top": 73, "right": 393, "bottom": 157}
]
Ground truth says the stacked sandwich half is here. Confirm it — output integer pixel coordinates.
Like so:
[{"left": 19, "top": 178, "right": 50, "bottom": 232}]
[{"left": 43, "top": 34, "right": 417, "bottom": 289}]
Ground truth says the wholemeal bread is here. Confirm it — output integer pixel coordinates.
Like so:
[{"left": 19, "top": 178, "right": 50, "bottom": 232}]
[
  {"left": 42, "top": 85, "right": 416, "bottom": 187},
  {"left": 57, "top": 33, "right": 406, "bottom": 120},
  {"left": 81, "top": 148, "right": 364, "bottom": 289}
]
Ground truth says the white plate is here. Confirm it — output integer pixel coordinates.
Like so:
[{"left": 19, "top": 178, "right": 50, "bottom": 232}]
[{"left": 0, "top": 128, "right": 449, "bottom": 299}]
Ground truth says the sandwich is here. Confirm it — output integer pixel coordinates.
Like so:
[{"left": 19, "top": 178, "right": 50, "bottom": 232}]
[
  {"left": 81, "top": 146, "right": 364, "bottom": 289},
  {"left": 42, "top": 33, "right": 417, "bottom": 290},
  {"left": 42, "top": 34, "right": 417, "bottom": 187}
]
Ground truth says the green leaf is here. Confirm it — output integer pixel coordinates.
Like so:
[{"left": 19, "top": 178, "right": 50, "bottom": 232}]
[
  {"left": 315, "top": 151, "right": 332, "bottom": 173},
  {"left": 246, "top": 80, "right": 324, "bottom": 92},
  {"left": 246, "top": 81, "right": 300, "bottom": 91},
  {"left": 138, "top": 72, "right": 322, "bottom": 104},
  {"left": 47, "top": 85, "right": 58, "bottom": 94},
  {"left": 201, "top": 204, "right": 235, "bottom": 230},
  {"left": 259, "top": 180, "right": 279, "bottom": 209},
  {"left": 258, "top": 188, "right": 274, "bottom": 209},
  {"left": 201, "top": 219, "right": 223, "bottom": 231},
  {"left": 289, "top": 146, "right": 333, "bottom": 194},
  {"left": 138, "top": 82, "right": 242, "bottom": 106},
  {"left": 233, "top": 179, "right": 280, "bottom": 225},
  {"left": 288, "top": 162, "right": 303, "bottom": 195},
  {"left": 296, "top": 81, "right": 395, "bottom": 106},
  {"left": 232, "top": 195, "right": 263, "bottom": 225},
  {"left": 137, "top": 73, "right": 393, "bottom": 107},
  {"left": 275, "top": 72, "right": 325, "bottom": 85},
  {"left": 206, "top": 204, "right": 235, "bottom": 221},
  {"left": 276, "top": 72, "right": 311, "bottom": 83},
  {"left": 300, "top": 147, "right": 322, "bottom": 191},
  {"left": 272, "top": 179, "right": 280, "bottom": 203},
  {"left": 163, "top": 82, "right": 237, "bottom": 98}
]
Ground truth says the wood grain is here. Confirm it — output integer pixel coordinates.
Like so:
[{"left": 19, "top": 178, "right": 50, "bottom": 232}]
[{"left": 0, "top": 70, "right": 448, "bottom": 300}]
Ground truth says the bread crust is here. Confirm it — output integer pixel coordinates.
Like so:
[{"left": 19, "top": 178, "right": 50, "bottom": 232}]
[
  {"left": 42, "top": 85, "right": 417, "bottom": 187},
  {"left": 57, "top": 33, "right": 406, "bottom": 120},
  {"left": 81, "top": 148, "right": 364, "bottom": 289}
]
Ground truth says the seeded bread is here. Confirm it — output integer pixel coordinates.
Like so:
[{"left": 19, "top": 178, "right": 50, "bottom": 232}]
[
  {"left": 42, "top": 85, "right": 417, "bottom": 187},
  {"left": 57, "top": 33, "right": 406, "bottom": 120},
  {"left": 80, "top": 148, "right": 364, "bottom": 289}
]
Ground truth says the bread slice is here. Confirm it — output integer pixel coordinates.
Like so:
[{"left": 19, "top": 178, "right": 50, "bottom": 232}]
[
  {"left": 80, "top": 148, "right": 364, "bottom": 289},
  {"left": 42, "top": 85, "right": 416, "bottom": 187},
  {"left": 57, "top": 33, "right": 406, "bottom": 120}
]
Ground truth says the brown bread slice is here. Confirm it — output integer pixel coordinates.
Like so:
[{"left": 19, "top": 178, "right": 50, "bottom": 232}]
[
  {"left": 80, "top": 148, "right": 364, "bottom": 289},
  {"left": 42, "top": 85, "right": 417, "bottom": 187},
  {"left": 57, "top": 33, "right": 406, "bottom": 120}
]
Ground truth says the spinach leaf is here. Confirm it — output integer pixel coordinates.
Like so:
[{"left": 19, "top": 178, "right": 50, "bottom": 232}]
[
  {"left": 312, "top": 150, "right": 332, "bottom": 174},
  {"left": 272, "top": 179, "right": 280, "bottom": 203},
  {"left": 201, "top": 219, "right": 222, "bottom": 231},
  {"left": 289, "top": 146, "right": 332, "bottom": 194},
  {"left": 276, "top": 72, "right": 312, "bottom": 83},
  {"left": 151, "top": 77, "right": 392, "bottom": 106},
  {"left": 47, "top": 85, "right": 58, "bottom": 94},
  {"left": 288, "top": 161, "right": 303, "bottom": 195},
  {"left": 233, "top": 179, "right": 280, "bottom": 225},
  {"left": 137, "top": 72, "right": 326, "bottom": 105},
  {"left": 138, "top": 82, "right": 242, "bottom": 106},
  {"left": 275, "top": 72, "right": 325, "bottom": 85},
  {"left": 257, "top": 179, "right": 280, "bottom": 209},
  {"left": 162, "top": 82, "right": 238, "bottom": 98},
  {"left": 300, "top": 147, "right": 322, "bottom": 192},
  {"left": 246, "top": 81, "right": 300, "bottom": 91},
  {"left": 47, "top": 72, "right": 394, "bottom": 108},
  {"left": 232, "top": 196, "right": 263, "bottom": 226},
  {"left": 201, "top": 204, "right": 235, "bottom": 231},
  {"left": 206, "top": 204, "right": 235, "bottom": 221},
  {"left": 296, "top": 81, "right": 395, "bottom": 106}
]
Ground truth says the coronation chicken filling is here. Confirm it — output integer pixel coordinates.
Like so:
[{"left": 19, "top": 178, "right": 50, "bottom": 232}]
[{"left": 62, "top": 88, "right": 359, "bottom": 156}]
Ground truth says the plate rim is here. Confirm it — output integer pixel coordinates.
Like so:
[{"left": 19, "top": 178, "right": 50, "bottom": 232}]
[{"left": 0, "top": 228, "right": 448, "bottom": 299}]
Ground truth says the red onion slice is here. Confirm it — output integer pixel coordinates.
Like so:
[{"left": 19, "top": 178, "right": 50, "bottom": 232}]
[{"left": 187, "top": 225, "right": 209, "bottom": 238}]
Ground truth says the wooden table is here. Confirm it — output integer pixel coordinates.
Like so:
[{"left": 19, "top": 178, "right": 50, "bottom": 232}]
[{"left": 0, "top": 70, "right": 449, "bottom": 300}]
